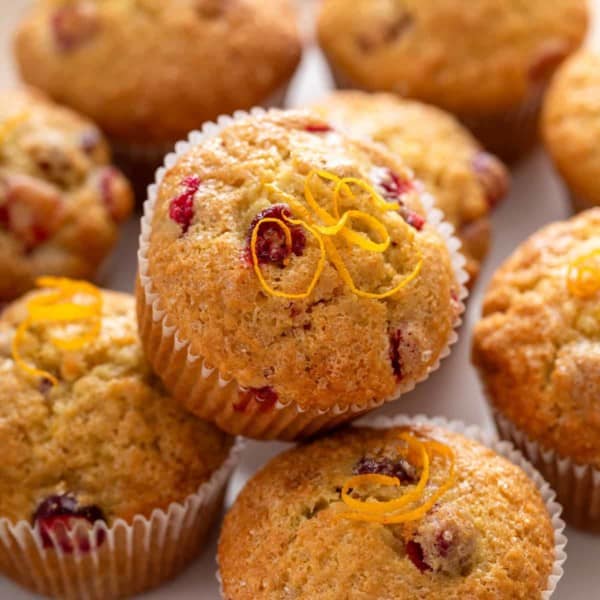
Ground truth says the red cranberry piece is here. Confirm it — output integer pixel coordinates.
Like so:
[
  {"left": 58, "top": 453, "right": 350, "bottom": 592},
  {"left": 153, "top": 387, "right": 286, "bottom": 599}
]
[
  {"left": 471, "top": 152, "right": 509, "bottom": 210},
  {"left": 389, "top": 329, "right": 403, "bottom": 382},
  {"left": 406, "top": 540, "right": 432, "bottom": 573},
  {"left": 353, "top": 456, "right": 416, "bottom": 483},
  {"left": 99, "top": 166, "right": 130, "bottom": 223},
  {"left": 0, "top": 203, "right": 9, "bottom": 228},
  {"left": 380, "top": 169, "right": 413, "bottom": 200},
  {"left": 245, "top": 204, "right": 306, "bottom": 267},
  {"left": 169, "top": 175, "right": 201, "bottom": 234},
  {"left": 51, "top": 3, "right": 99, "bottom": 53},
  {"left": 33, "top": 495, "right": 106, "bottom": 553},
  {"left": 305, "top": 123, "right": 332, "bottom": 133},
  {"left": 399, "top": 209, "right": 425, "bottom": 231},
  {"left": 234, "top": 386, "right": 278, "bottom": 413}
]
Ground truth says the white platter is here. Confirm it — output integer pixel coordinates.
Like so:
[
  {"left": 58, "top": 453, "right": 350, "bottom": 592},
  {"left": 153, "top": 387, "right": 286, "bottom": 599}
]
[{"left": 1, "top": 1, "right": 599, "bottom": 598}]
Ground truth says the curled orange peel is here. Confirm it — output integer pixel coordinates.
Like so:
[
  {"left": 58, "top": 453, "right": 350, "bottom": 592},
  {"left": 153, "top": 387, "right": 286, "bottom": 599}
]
[
  {"left": 338, "top": 433, "right": 456, "bottom": 524},
  {"left": 567, "top": 249, "right": 600, "bottom": 299},
  {"left": 256, "top": 170, "right": 423, "bottom": 300},
  {"left": 12, "top": 277, "right": 103, "bottom": 386}
]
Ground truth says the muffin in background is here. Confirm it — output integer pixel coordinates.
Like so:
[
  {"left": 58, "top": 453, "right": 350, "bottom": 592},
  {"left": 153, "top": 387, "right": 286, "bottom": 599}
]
[
  {"left": 219, "top": 419, "right": 563, "bottom": 599},
  {"left": 0, "top": 88, "right": 133, "bottom": 301},
  {"left": 14, "top": 0, "right": 302, "bottom": 159},
  {"left": 317, "top": 0, "right": 588, "bottom": 162},
  {"left": 543, "top": 52, "right": 600, "bottom": 213},
  {"left": 0, "top": 279, "right": 236, "bottom": 599},
  {"left": 137, "top": 109, "right": 466, "bottom": 441},
  {"left": 312, "top": 91, "right": 510, "bottom": 286},
  {"left": 473, "top": 209, "right": 600, "bottom": 530}
]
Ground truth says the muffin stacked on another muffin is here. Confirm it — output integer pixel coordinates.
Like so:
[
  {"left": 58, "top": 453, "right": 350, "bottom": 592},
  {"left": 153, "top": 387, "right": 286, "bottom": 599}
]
[
  {"left": 219, "top": 422, "right": 559, "bottom": 599},
  {"left": 0, "top": 279, "right": 235, "bottom": 599},
  {"left": 137, "top": 109, "right": 466, "bottom": 440},
  {"left": 0, "top": 88, "right": 133, "bottom": 300},
  {"left": 317, "top": 0, "right": 588, "bottom": 161},
  {"left": 543, "top": 52, "right": 600, "bottom": 212},
  {"left": 473, "top": 209, "right": 600, "bottom": 530},
  {"left": 311, "top": 91, "right": 510, "bottom": 285},
  {"left": 14, "top": 0, "right": 302, "bottom": 157}
]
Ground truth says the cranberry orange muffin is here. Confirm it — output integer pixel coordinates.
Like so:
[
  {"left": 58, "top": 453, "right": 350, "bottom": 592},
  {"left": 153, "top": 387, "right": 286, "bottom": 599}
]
[
  {"left": 0, "top": 88, "right": 133, "bottom": 301},
  {"left": 473, "top": 209, "right": 600, "bottom": 530},
  {"left": 137, "top": 109, "right": 467, "bottom": 441},
  {"left": 542, "top": 52, "right": 600, "bottom": 213},
  {"left": 312, "top": 91, "right": 510, "bottom": 285},
  {"left": 219, "top": 420, "right": 562, "bottom": 599},
  {"left": 317, "top": 0, "right": 588, "bottom": 162},
  {"left": 0, "top": 278, "right": 236, "bottom": 599},
  {"left": 14, "top": 0, "right": 302, "bottom": 155}
]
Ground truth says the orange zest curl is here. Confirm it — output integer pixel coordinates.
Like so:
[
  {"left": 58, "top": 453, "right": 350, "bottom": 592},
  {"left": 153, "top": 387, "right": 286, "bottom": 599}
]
[
  {"left": 567, "top": 249, "right": 600, "bottom": 299},
  {"left": 339, "top": 433, "right": 456, "bottom": 525},
  {"left": 11, "top": 277, "right": 103, "bottom": 386},
  {"left": 256, "top": 170, "right": 424, "bottom": 300}
]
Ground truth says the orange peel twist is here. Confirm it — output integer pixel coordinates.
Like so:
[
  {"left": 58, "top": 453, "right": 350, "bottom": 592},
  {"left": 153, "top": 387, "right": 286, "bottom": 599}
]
[{"left": 567, "top": 249, "right": 600, "bottom": 299}]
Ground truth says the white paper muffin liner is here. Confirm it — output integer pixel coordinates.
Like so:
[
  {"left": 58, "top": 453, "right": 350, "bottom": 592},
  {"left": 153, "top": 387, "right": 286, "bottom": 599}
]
[
  {"left": 137, "top": 107, "right": 469, "bottom": 441},
  {"left": 494, "top": 409, "right": 600, "bottom": 532},
  {"left": 0, "top": 438, "right": 244, "bottom": 600},
  {"left": 216, "top": 415, "right": 566, "bottom": 599}
]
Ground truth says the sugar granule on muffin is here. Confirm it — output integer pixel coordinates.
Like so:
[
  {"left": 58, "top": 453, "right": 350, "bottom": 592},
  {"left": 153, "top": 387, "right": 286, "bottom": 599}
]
[
  {"left": 137, "top": 109, "right": 466, "bottom": 440},
  {"left": 0, "top": 88, "right": 133, "bottom": 300}
]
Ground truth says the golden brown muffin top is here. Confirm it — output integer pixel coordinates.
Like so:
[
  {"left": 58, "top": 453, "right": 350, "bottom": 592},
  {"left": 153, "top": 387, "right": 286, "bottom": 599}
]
[
  {"left": 219, "top": 424, "right": 555, "bottom": 600},
  {"left": 317, "top": 0, "right": 588, "bottom": 114},
  {"left": 15, "top": 0, "right": 302, "bottom": 145},
  {"left": 143, "top": 110, "right": 463, "bottom": 413},
  {"left": 473, "top": 209, "right": 600, "bottom": 467},
  {"left": 311, "top": 91, "right": 510, "bottom": 284},
  {"left": 543, "top": 52, "right": 600, "bottom": 207},
  {"left": 0, "top": 88, "right": 133, "bottom": 301},
  {"left": 0, "top": 285, "right": 233, "bottom": 525}
]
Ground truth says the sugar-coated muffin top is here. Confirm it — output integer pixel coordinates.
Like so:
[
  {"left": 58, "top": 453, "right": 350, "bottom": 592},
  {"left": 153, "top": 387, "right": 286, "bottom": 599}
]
[
  {"left": 0, "top": 88, "right": 133, "bottom": 300},
  {"left": 219, "top": 424, "right": 555, "bottom": 600},
  {"left": 143, "top": 110, "right": 463, "bottom": 413},
  {"left": 543, "top": 52, "right": 600, "bottom": 207},
  {"left": 0, "top": 283, "right": 233, "bottom": 526},
  {"left": 15, "top": 0, "right": 302, "bottom": 145},
  {"left": 473, "top": 209, "right": 600, "bottom": 468},
  {"left": 311, "top": 91, "right": 509, "bottom": 284},
  {"left": 317, "top": 0, "right": 588, "bottom": 114}
]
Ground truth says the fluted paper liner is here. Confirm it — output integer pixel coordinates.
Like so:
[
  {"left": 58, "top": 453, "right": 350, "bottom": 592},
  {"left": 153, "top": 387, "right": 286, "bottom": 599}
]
[
  {"left": 0, "top": 439, "right": 243, "bottom": 600},
  {"left": 137, "top": 108, "right": 469, "bottom": 441},
  {"left": 494, "top": 409, "right": 600, "bottom": 532},
  {"left": 216, "top": 415, "right": 566, "bottom": 599}
]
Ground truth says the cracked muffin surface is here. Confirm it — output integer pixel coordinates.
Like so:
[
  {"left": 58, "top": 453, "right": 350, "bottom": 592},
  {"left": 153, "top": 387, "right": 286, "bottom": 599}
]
[
  {"left": 140, "top": 109, "right": 463, "bottom": 417},
  {"left": 218, "top": 424, "right": 555, "bottom": 600},
  {"left": 472, "top": 209, "right": 600, "bottom": 468},
  {"left": 311, "top": 91, "right": 509, "bottom": 285},
  {"left": 0, "top": 287, "right": 233, "bottom": 525},
  {"left": 14, "top": 0, "right": 302, "bottom": 147},
  {"left": 0, "top": 88, "right": 133, "bottom": 300}
]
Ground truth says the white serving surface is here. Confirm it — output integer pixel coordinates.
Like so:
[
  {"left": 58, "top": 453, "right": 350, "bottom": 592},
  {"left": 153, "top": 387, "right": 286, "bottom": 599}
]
[{"left": 1, "top": 2, "right": 599, "bottom": 598}]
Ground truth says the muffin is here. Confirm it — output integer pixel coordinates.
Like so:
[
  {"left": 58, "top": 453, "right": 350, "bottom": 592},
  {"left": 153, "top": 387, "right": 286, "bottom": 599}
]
[
  {"left": 317, "top": 0, "right": 588, "bottom": 162},
  {"left": 137, "top": 109, "right": 467, "bottom": 441},
  {"left": 218, "top": 417, "right": 565, "bottom": 599},
  {"left": 473, "top": 209, "right": 600, "bottom": 530},
  {"left": 14, "top": 0, "right": 302, "bottom": 159},
  {"left": 311, "top": 91, "right": 510, "bottom": 285},
  {"left": 0, "top": 278, "right": 237, "bottom": 599},
  {"left": 0, "top": 88, "right": 133, "bottom": 301},
  {"left": 543, "top": 52, "right": 600, "bottom": 213}
]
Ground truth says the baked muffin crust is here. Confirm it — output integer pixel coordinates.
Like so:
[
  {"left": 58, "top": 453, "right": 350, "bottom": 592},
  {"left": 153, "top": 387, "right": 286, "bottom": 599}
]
[
  {"left": 142, "top": 110, "right": 463, "bottom": 414},
  {"left": 473, "top": 209, "right": 600, "bottom": 468},
  {"left": 219, "top": 424, "right": 555, "bottom": 599}
]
